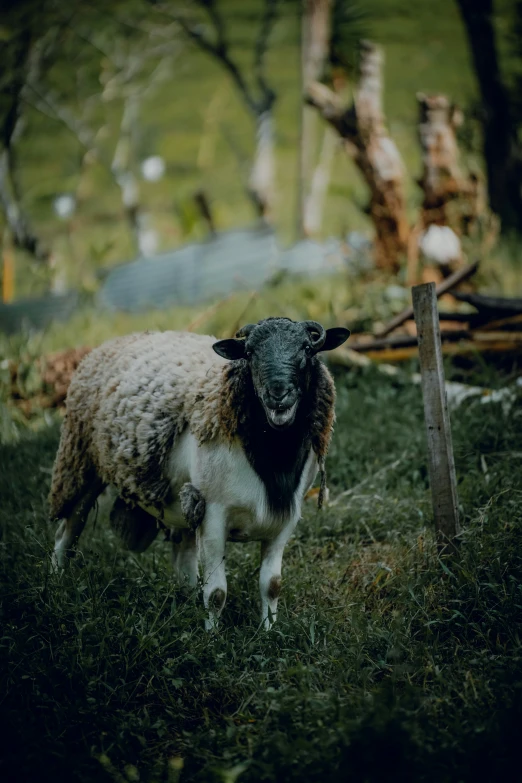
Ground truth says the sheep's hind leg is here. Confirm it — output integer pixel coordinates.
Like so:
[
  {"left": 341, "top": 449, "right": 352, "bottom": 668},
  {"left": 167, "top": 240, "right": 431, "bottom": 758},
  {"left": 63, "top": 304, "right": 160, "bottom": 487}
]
[
  {"left": 52, "top": 478, "right": 104, "bottom": 570},
  {"left": 171, "top": 482, "right": 205, "bottom": 588}
]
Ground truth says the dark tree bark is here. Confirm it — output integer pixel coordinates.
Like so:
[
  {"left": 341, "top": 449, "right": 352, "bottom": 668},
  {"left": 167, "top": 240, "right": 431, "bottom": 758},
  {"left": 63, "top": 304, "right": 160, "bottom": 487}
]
[{"left": 456, "top": 0, "right": 522, "bottom": 230}]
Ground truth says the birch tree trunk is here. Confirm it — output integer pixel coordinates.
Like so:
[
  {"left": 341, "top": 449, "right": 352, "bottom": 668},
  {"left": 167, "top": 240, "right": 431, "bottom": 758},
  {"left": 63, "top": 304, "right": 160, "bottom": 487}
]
[
  {"left": 111, "top": 95, "right": 156, "bottom": 256},
  {"left": 307, "top": 41, "right": 409, "bottom": 271},
  {"left": 299, "top": 0, "right": 332, "bottom": 237},
  {"left": 248, "top": 109, "right": 276, "bottom": 221},
  {"left": 304, "top": 126, "right": 337, "bottom": 235}
]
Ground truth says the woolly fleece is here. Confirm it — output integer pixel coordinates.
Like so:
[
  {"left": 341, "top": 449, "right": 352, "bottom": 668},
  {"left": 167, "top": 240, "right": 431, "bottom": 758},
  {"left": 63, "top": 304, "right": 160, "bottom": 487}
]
[{"left": 49, "top": 330, "right": 336, "bottom": 520}]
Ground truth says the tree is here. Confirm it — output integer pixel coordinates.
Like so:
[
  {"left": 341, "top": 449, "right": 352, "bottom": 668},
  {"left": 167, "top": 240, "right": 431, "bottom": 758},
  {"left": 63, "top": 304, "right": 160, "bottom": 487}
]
[
  {"left": 0, "top": 0, "right": 61, "bottom": 260},
  {"left": 5, "top": 2, "right": 181, "bottom": 260},
  {"left": 153, "top": 0, "right": 279, "bottom": 222},
  {"left": 299, "top": 0, "right": 333, "bottom": 237},
  {"left": 307, "top": 40, "right": 409, "bottom": 272},
  {"left": 456, "top": 0, "right": 522, "bottom": 230}
]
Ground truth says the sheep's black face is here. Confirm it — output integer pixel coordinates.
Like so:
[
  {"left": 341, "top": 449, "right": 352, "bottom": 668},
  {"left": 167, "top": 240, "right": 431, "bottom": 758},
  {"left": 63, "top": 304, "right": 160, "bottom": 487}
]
[{"left": 213, "top": 318, "right": 350, "bottom": 431}]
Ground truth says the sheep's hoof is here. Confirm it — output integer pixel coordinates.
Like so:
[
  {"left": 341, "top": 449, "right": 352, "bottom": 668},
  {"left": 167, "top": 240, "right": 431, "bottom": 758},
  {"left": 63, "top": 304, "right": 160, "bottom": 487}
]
[{"left": 179, "top": 483, "right": 206, "bottom": 532}]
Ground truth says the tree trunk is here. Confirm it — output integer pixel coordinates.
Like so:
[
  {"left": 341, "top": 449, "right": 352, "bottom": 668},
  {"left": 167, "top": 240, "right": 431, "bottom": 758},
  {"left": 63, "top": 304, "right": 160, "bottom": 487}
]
[
  {"left": 298, "top": 0, "right": 332, "bottom": 237},
  {"left": 307, "top": 40, "right": 409, "bottom": 271},
  {"left": 0, "top": 146, "right": 48, "bottom": 260},
  {"left": 353, "top": 42, "right": 408, "bottom": 271},
  {"left": 456, "top": 0, "right": 522, "bottom": 230},
  {"left": 417, "top": 92, "right": 480, "bottom": 233},
  {"left": 248, "top": 109, "right": 275, "bottom": 221},
  {"left": 304, "top": 126, "right": 337, "bottom": 235},
  {"left": 111, "top": 95, "right": 157, "bottom": 257}
]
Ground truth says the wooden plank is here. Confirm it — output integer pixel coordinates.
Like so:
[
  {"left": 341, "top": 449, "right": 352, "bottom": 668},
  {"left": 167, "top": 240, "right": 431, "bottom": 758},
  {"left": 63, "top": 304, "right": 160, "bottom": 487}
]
[
  {"left": 479, "top": 312, "right": 522, "bottom": 331},
  {"left": 361, "top": 340, "right": 522, "bottom": 363},
  {"left": 375, "top": 260, "right": 479, "bottom": 338},
  {"left": 350, "top": 329, "right": 470, "bottom": 353},
  {"left": 412, "top": 282, "right": 460, "bottom": 552}
]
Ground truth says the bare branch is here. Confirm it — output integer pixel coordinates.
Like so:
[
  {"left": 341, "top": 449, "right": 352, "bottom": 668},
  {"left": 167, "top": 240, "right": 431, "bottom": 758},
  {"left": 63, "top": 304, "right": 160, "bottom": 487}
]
[
  {"left": 253, "top": 0, "right": 278, "bottom": 111},
  {"left": 23, "top": 83, "right": 96, "bottom": 150},
  {"left": 154, "top": 2, "right": 259, "bottom": 115}
]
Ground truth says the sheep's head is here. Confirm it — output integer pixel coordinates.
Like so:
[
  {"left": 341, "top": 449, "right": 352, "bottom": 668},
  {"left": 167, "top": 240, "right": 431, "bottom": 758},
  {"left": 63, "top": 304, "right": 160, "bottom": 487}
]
[{"left": 213, "top": 318, "right": 350, "bottom": 430}]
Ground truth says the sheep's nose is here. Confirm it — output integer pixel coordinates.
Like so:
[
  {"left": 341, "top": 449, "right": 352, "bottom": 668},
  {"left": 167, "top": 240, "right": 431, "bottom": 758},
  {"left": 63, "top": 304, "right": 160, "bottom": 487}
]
[{"left": 267, "top": 385, "right": 292, "bottom": 406}]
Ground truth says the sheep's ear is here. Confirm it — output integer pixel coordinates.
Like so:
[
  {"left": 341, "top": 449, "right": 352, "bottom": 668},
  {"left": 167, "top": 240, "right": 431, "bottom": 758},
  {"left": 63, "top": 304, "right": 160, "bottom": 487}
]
[
  {"left": 318, "top": 327, "right": 350, "bottom": 352},
  {"left": 212, "top": 339, "right": 246, "bottom": 360}
]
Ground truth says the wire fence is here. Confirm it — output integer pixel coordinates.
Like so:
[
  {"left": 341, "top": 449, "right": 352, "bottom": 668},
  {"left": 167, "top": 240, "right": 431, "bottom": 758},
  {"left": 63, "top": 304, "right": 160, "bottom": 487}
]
[{"left": 0, "top": 228, "right": 367, "bottom": 334}]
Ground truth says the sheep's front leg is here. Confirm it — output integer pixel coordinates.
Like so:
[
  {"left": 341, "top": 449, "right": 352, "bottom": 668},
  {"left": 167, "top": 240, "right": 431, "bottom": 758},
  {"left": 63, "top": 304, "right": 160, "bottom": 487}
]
[
  {"left": 260, "top": 523, "right": 295, "bottom": 630},
  {"left": 199, "top": 502, "right": 227, "bottom": 631}
]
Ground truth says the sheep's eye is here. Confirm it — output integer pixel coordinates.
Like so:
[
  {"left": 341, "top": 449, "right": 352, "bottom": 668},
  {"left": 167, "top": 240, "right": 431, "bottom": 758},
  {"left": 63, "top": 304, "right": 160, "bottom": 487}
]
[
  {"left": 305, "top": 345, "right": 312, "bottom": 357},
  {"left": 246, "top": 351, "right": 252, "bottom": 360}
]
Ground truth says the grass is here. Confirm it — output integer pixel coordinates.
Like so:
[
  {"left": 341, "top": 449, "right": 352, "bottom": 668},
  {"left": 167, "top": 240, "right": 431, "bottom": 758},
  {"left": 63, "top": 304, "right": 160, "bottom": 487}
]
[{"left": 1, "top": 357, "right": 522, "bottom": 782}]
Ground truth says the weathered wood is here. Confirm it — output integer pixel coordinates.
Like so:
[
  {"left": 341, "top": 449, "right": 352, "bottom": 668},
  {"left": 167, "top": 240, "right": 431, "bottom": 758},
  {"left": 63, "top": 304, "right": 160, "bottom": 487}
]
[
  {"left": 375, "top": 259, "right": 479, "bottom": 338},
  {"left": 417, "top": 93, "right": 477, "bottom": 232},
  {"left": 451, "top": 291, "right": 522, "bottom": 314},
  {"left": 353, "top": 338, "right": 522, "bottom": 363},
  {"left": 351, "top": 329, "right": 470, "bottom": 353},
  {"left": 413, "top": 282, "right": 460, "bottom": 551},
  {"left": 480, "top": 312, "right": 522, "bottom": 331},
  {"left": 307, "top": 41, "right": 408, "bottom": 271}
]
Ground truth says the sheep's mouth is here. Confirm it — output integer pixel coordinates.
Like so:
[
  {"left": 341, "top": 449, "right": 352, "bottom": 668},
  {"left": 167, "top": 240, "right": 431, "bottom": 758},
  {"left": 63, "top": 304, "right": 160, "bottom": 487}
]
[{"left": 264, "top": 400, "right": 298, "bottom": 430}]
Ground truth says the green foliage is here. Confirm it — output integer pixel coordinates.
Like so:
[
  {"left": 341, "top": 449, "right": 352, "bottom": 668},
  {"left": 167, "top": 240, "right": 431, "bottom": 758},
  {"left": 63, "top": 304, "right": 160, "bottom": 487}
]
[
  {"left": 329, "top": 1, "right": 370, "bottom": 78},
  {"left": 1, "top": 361, "right": 522, "bottom": 781}
]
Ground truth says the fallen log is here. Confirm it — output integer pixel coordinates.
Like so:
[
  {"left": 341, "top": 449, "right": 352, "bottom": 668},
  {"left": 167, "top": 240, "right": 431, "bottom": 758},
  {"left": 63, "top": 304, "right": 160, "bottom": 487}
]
[
  {"left": 451, "top": 291, "right": 522, "bottom": 315},
  {"left": 479, "top": 313, "right": 522, "bottom": 331},
  {"left": 374, "top": 259, "right": 479, "bottom": 338},
  {"left": 351, "top": 329, "right": 470, "bottom": 353}
]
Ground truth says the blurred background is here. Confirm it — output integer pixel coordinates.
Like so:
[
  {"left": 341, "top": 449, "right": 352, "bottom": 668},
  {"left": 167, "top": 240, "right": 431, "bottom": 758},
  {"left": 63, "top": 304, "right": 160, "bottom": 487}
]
[{"left": 1, "top": 0, "right": 522, "bottom": 432}]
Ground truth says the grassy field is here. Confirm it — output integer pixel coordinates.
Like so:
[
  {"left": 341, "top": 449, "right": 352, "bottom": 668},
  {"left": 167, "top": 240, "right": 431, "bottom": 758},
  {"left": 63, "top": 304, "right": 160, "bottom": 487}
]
[{"left": 1, "top": 353, "right": 522, "bottom": 782}]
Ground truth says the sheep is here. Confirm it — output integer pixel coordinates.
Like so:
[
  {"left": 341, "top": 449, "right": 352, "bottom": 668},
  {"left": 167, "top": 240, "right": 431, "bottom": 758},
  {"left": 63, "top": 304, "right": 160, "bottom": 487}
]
[{"left": 49, "top": 318, "right": 350, "bottom": 628}]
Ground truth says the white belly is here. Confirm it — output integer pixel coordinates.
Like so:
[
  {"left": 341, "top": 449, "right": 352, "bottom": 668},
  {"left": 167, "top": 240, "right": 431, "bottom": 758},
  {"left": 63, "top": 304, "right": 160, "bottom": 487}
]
[{"left": 143, "top": 429, "right": 318, "bottom": 541}]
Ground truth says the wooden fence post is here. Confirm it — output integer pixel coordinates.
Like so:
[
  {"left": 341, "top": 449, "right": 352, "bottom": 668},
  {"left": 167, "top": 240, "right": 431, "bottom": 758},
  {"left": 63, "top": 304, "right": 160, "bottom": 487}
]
[{"left": 412, "top": 282, "right": 460, "bottom": 552}]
